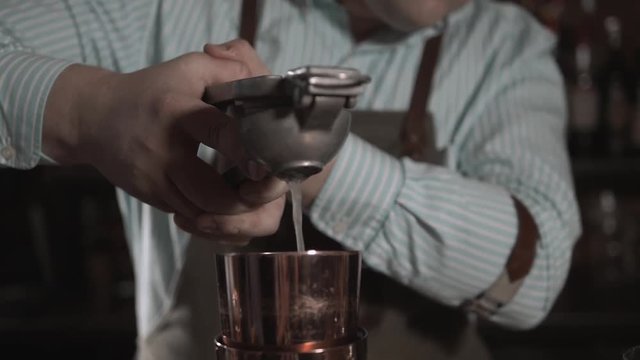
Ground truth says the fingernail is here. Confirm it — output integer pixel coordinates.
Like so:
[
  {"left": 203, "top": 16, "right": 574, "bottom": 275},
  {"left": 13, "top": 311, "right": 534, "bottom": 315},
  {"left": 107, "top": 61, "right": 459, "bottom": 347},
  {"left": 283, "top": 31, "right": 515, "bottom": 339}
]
[
  {"left": 219, "top": 237, "right": 251, "bottom": 246},
  {"left": 199, "top": 222, "right": 218, "bottom": 234},
  {"left": 236, "top": 238, "right": 251, "bottom": 246}
]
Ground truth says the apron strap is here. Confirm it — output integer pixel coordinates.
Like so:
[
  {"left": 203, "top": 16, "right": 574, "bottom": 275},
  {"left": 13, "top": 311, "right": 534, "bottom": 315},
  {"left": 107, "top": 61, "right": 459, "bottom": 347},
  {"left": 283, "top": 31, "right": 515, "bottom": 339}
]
[
  {"left": 401, "top": 32, "right": 443, "bottom": 161},
  {"left": 239, "top": 0, "right": 258, "bottom": 46},
  {"left": 396, "top": 27, "right": 540, "bottom": 318}
]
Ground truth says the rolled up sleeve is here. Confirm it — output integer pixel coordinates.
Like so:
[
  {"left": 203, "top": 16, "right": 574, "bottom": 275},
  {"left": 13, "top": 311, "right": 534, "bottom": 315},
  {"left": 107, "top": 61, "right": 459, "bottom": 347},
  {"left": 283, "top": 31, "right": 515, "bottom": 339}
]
[
  {"left": 310, "top": 134, "right": 518, "bottom": 309},
  {"left": 0, "top": 47, "right": 72, "bottom": 168}
]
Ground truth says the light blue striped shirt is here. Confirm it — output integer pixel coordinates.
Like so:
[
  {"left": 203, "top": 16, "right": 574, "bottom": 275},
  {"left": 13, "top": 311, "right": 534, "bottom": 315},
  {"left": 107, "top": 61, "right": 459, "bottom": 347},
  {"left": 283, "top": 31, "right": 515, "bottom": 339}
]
[{"left": 0, "top": 0, "right": 581, "bottom": 338}]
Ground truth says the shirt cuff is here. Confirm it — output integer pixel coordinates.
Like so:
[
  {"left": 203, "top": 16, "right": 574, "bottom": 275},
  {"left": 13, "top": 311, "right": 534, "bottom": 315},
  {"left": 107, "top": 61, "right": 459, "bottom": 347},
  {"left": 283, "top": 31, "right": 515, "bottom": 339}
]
[
  {"left": 0, "top": 51, "right": 73, "bottom": 168},
  {"left": 309, "top": 134, "right": 404, "bottom": 250}
]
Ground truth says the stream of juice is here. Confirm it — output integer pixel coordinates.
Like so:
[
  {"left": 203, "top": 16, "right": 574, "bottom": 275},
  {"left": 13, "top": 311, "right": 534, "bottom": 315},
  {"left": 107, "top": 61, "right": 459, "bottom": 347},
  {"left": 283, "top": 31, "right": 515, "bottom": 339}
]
[{"left": 288, "top": 180, "right": 305, "bottom": 252}]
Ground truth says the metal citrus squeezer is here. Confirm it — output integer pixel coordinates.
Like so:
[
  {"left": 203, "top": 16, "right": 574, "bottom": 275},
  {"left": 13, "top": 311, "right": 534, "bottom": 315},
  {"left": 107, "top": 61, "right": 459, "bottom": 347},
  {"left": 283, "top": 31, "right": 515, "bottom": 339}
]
[{"left": 204, "top": 66, "right": 370, "bottom": 181}]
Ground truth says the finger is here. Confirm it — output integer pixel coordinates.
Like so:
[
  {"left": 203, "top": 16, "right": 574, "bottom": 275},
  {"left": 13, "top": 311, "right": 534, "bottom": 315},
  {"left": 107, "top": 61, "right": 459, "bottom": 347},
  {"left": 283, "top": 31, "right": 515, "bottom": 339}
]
[
  {"left": 177, "top": 53, "right": 253, "bottom": 92},
  {"left": 176, "top": 101, "right": 248, "bottom": 166},
  {"left": 121, "top": 179, "right": 187, "bottom": 215},
  {"left": 132, "top": 129, "right": 203, "bottom": 218},
  {"left": 132, "top": 194, "right": 174, "bottom": 214},
  {"left": 238, "top": 176, "right": 289, "bottom": 205},
  {"left": 239, "top": 160, "right": 269, "bottom": 182},
  {"left": 192, "top": 196, "right": 285, "bottom": 238},
  {"left": 203, "top": 40, "right": 270, "bottom": 76},
  {"left": 162, "top": 175, "right": 202, "bottom": 218},
  {"left": 175, "top": 101, "right": 269, "bottom": 182},
  {"left": 174, "top": 214, "right": 251, "bottom": 245},
  {"left": 128, "top": 145, "right": 200, "bottom": 218},
  {"left": 168, "top": 154, "right": 255, "bottom": 215}
]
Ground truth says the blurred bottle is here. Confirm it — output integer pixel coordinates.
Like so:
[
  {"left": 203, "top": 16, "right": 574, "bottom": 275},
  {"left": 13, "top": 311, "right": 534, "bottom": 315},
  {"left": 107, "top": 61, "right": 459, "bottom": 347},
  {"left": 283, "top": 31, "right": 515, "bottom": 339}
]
[
  {"left": 587, "top": 190, "right": 637, "bottom": 288},
  {"left": 568, "top": 40, "right": 598, "bottom": 156},
  {"left": 594, "top": 16, "right": 633, "bottom": 157},
  {"left": 629, "top": 49, "right": 640, "bottom": 154},
  {"left": 559, "top": 0, "right": 600, "bottom": 156}
]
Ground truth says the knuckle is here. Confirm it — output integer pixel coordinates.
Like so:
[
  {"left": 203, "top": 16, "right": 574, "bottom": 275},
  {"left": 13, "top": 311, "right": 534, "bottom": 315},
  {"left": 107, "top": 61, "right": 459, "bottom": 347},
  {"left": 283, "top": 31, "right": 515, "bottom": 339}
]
[
  {"left": 262, "top": 216, "right": 280, "bottom": 235},
  {"left": 175, "top": 52, "right": 202, "bottom": 69},
  {"left": 151, "top": 93, "right": 178, "bottom": 117},
  {"left": 217, "top": 220, "right": 242, "bottom": 236},
  {"left": 228, "top": 38, "right": 253, "bottom": 54},
  {"left": 180, "top": 52, "right": 213, "bottom": 75},
  {"left": 230, "top": 60, "right": 251, "bottom": 79}
]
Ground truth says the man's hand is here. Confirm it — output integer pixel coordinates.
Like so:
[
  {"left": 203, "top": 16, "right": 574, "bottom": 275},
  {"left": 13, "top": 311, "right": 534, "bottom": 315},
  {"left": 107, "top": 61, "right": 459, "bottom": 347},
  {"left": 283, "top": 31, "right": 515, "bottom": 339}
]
[{"left": 43, "top": 39, "right": 287, "bottom": 243}]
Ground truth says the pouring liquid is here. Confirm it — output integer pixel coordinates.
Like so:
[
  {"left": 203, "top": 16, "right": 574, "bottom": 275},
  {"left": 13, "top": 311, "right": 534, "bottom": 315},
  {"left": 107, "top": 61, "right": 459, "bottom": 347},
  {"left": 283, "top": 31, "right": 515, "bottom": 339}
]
[{"left": 288, "top": 180, "right": 306, "bottom": 252}]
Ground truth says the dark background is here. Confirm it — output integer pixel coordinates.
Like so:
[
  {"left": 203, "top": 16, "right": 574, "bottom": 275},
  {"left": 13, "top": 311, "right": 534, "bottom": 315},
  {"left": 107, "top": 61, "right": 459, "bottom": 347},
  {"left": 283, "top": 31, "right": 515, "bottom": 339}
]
[{"left": 1, "top": 0, "right": 640, "bottom": 359}]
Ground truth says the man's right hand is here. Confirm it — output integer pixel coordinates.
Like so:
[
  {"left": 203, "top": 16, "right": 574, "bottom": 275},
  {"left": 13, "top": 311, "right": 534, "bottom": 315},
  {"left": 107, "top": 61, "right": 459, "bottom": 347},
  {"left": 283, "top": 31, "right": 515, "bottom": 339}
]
[{"left": 43, "top": 40, "right": 287, "bottom": 243}]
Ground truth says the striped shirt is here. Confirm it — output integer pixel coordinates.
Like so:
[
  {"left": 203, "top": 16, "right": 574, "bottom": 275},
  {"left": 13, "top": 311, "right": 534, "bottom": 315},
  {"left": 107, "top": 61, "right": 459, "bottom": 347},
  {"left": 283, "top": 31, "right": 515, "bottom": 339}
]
[{"left": 0, "top": 0, "right": 581, "bottom": 338}]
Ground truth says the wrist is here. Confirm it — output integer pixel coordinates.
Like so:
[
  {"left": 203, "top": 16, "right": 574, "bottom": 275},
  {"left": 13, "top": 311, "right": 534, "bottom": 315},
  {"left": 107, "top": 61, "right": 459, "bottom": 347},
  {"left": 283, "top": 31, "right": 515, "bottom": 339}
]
[
  {"left": 301, "top": 158, "right": 336, "bottom": 209},
  {"left": 43, "top": 64, "right": 118, "bottom": 165}
]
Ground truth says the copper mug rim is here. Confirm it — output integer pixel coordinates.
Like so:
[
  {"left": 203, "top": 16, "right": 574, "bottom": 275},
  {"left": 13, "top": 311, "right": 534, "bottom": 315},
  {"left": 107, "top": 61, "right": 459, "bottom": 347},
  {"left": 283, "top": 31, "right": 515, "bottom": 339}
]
[{"left": 218, "top": 250, "right": 360, "bottom": 258}]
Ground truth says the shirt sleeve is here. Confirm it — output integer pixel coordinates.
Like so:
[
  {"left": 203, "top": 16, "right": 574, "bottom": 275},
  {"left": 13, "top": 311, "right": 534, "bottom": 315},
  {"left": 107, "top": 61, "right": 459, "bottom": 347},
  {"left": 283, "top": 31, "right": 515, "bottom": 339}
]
[
  {"left": 0, "top": 35, "right": 72, "bottom": 168},
  {"left": 0, "top": 0, "right": 154, "bottom": 168},
  {"left": 309, "top": 12, "right": 581, "bottom": 330}
]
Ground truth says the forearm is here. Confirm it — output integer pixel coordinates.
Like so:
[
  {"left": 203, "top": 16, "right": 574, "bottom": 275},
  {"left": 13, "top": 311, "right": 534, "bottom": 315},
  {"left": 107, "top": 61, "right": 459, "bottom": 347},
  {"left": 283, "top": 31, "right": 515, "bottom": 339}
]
[
  {"left": 307, "top": 135, "right": 517, "bottom": 296},
  {"left": 305, "top": 134, "right": 580, "bottom": 328},
  {"left": 0, "top": 0, "right": 154, "bottom": 168},
  {"left": 43, "top": 64, "right": 117, "bottom": 165}
]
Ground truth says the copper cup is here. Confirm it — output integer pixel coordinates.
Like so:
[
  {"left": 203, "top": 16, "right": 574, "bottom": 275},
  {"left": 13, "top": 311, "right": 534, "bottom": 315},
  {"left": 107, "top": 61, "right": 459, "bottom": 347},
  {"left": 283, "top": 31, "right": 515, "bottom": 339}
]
[{"left": 216, "top": 250, "right": 362, "bottom": 349}]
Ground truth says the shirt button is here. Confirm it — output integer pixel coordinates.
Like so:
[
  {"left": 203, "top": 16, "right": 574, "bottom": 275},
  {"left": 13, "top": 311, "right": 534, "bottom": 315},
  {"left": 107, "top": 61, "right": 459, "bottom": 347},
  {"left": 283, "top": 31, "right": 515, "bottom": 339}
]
[{"left": 1, "top": 145, "right": 15, "bottom": 161}]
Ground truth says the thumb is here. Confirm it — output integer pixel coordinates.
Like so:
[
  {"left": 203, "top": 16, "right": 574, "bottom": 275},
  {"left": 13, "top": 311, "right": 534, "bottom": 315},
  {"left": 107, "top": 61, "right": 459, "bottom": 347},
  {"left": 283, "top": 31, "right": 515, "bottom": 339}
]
[
  {"left": 203, "top": 40, "right": 270, "bottom": 76},
  {"left": 195, "top": 54, "right": 254, "bottom": 88}
]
